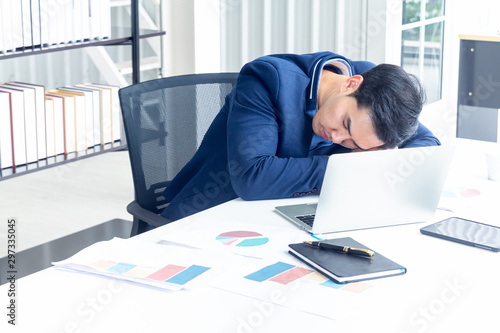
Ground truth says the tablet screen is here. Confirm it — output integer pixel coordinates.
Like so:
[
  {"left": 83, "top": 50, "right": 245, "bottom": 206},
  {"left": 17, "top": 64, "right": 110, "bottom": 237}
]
[{"left": 421, "top": 217, "right": 500, "bottom": 251}]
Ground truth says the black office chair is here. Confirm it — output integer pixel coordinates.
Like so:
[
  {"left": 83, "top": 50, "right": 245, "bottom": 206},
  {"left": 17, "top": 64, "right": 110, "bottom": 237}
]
[{"left": 119, "top": 73, "right": 239, "bottom": 236}]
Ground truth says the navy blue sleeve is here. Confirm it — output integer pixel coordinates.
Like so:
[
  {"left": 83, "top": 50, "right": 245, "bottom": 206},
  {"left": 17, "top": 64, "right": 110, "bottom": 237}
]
[
  {"left": 399, "top": 123, "right": 441, "bottom": 148},
  {"left": 227, "top": 60, "right": 328, "bottom": 200},
  {"left": 351, "top": 60, "right": 376, "bottom": 74}
]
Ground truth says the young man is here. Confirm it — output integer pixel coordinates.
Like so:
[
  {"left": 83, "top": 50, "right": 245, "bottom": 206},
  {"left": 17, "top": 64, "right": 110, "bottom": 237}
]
[{"left": 160, "top": 51, "right": 440, "bottom": 222}]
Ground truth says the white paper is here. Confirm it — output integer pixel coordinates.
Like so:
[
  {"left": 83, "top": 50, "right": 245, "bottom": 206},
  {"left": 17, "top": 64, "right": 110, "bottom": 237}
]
[
  {"left": 208, "top": 257, "right": 374, "bottom": 320},
  {"left": 53, "top": 237, "right": 244, "bottom": 291},
  {"left": 160, "top": 219, "right": 312, "bottom": 259}
]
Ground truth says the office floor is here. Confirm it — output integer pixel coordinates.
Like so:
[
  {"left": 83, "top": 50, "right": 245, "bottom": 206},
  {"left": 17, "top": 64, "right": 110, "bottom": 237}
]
[{"left": 0, "top": 150, "right": 135, "bottom": 253}]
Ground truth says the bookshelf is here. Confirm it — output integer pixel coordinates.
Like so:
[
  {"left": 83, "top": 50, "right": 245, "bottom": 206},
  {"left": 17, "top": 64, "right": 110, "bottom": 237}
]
[
  {"left": 0, "top": 27, "right": 164, "bottom": 65},
  {"left": 0, "top": 0, "right": 165, "bottom": 180}
]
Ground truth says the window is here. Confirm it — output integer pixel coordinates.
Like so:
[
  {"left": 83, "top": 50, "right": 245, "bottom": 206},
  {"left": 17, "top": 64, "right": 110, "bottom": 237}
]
[{"left": 401, "top": 0, "right": 445, "bottom": 104}]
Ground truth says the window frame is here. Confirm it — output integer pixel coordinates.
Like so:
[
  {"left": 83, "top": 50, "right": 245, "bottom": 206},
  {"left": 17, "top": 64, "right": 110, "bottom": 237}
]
[{"left": 401, "top": 0, "right": 446, "bottom": 105}]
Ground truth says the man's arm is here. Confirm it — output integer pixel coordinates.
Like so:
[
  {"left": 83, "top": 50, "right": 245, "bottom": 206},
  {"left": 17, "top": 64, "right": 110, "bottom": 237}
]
[
  {"left": 227, "top": 60, "right": 328, "bottom": 200},
  {"left": 399, "top": 123, "right": 441, "bottom": 148}
]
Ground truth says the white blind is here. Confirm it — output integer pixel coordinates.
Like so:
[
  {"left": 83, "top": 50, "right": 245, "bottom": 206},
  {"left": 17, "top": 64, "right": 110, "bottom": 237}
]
[{"left": 220, "top": 0, "right": 369, "bottom": 72}]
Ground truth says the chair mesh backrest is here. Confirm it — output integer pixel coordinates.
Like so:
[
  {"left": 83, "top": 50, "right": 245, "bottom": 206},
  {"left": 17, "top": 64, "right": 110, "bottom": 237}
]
[{"left": 119, "top": 73, "right": 239, "bottom": 214}]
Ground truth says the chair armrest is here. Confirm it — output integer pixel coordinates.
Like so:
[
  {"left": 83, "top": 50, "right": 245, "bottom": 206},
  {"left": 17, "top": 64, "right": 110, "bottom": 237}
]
[{"left": 126, "top": 200, "right": 172, "bottom": 228}]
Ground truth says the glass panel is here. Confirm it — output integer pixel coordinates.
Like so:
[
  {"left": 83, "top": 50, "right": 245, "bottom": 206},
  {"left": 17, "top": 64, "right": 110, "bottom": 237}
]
[
  {"left": 402, "top": 0, "right": 421, "bottom": 25},
  {"left": 425, "top": 0, "right": 445, "bottom": 19},
  {"left": 423, "top": 22, "right": 443, "bottom": 103},
  {"left": 401, "top": 27, "right": 421, "bottom": 79}
]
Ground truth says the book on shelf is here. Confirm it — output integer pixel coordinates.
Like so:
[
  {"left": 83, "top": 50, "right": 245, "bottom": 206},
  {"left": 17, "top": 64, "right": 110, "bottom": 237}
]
[
  {"left": 59, "top": 86, "right": 100, "bottom": 149},
  {"left": 89, "top": 0, "right": 102, "bottom": 40},
  {"left": 0, "top": 0, "right": 111, "bottom": 52},
  {"left": 81, "top": 86, "right": 102, "bottom": 147},
  {"left": 20, "top": 0, "right": 32, "bottom": 49},
  {"left": 1, "top": 80, "right": 121, "bottom": 174},
  {"left": 0, "top": 87, "right": 26, "bottom": 167},
  {"left": 31, "top": 0, "right": 42, "bottom": 47},
  {"left": 51, "top": 89, "right": 88, "bottom": 154},
  {"left": 3, "top": 83, "right": 44, "bottom": 163},
  {"left": 0, "top": 12, "right": 3, "bottom": 53},
  {"left": 49, "top": 95, "right": 65, "bottom": 157},
  {"left": 82, "top": 83, "right": 120, "bottom": 144},
  {"left": 73, "top": 0, "right": 83, "bottom": 43},
  {"left": 0, "top": 0, "right": 11, "bottom": 53},
  {"left": 41, "top": 0, "right": 67, "bottom": 47},
  {"left": 75, "top": 84, "right": 113, "bottom": 146},
  {"left": 0, "top": 91, "right": 13, "bottom": 169},
  {"left": 2, "top": 1, "right": 20, "bottom": 53},
  {"left": 7, "top": 82, "right": 47, "bottom": 161},
  {"left": 46, "top": 91, "right": 76, "bottom": 155},
  {"left": 44, "top": 97, "right": 55, "bottom": 158},
  {"left": 0, "top": 85, "right": 35, "bottom": 165}
]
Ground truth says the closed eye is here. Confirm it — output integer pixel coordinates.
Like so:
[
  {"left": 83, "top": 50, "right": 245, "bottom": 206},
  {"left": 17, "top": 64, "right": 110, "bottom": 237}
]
[
  {"left": 344, "top": 118, "right": 351, "bottom": 135},
  {"left": 344, "top": 117, "right": 366, "bottom": 151}
]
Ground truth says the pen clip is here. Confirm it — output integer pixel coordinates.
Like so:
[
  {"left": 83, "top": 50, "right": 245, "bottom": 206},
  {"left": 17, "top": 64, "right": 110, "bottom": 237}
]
[{"left": 348, "top": 247, "right": 375, "bottom": 257}]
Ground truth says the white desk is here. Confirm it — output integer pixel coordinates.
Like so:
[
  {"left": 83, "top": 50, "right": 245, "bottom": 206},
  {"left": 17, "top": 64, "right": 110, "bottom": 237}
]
[{"left": 1, "top": 139, "right": 500, "bottom": 332}]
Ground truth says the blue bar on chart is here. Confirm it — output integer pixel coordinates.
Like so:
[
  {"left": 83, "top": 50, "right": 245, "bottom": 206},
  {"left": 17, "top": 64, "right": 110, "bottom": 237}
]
[
  {"left": 107, "top": 262, "right": 137, "bottom": 274},
  {"left": 244, "top": 261, "right": 295, "bottom": 282},
  {"left": 166, "top": 265, "right": 211, "bottom": 285}
]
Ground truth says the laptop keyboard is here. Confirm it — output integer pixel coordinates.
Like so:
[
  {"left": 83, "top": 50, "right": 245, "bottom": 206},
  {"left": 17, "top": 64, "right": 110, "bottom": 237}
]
[{"left": 296, "top": 214, "right": 315, "bottom": 226}]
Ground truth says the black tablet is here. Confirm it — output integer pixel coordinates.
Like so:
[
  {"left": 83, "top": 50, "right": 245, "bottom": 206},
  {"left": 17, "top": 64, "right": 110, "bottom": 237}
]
[{"left": 420, "top": 217, "right": 500, "bottom": 252}]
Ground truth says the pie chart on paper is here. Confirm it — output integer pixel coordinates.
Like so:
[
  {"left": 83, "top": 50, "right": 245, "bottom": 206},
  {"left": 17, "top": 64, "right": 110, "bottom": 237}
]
[{"left": 216, "top": 231, "right": 269, "bottom": 247}]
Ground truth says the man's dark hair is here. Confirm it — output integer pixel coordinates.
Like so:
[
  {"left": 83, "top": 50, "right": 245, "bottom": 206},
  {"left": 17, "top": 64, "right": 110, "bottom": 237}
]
[{"left": 350, "top": 64, "right": 425, "bottom": 148}]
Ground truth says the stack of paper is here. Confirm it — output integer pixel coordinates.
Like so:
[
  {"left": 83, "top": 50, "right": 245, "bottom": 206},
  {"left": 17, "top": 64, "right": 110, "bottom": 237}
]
[{"left": 53, "top": 238, "right": 243, "bottom": 291}]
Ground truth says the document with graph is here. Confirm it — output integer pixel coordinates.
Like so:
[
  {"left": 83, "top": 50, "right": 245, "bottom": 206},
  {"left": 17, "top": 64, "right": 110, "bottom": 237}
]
[{"left": 52, "top": 237, "right": 242, "bottom": 291}]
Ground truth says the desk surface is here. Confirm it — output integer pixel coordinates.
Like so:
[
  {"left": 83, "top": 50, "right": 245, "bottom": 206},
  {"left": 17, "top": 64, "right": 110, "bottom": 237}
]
[{"left": 1, "top": 139, "right": 500, "bottom": 332}]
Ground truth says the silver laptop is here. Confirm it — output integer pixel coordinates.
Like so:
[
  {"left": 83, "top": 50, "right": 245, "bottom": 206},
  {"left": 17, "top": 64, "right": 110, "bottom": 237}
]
[{"left": 275, "top": 145, "right": 455, "bottom": 234}]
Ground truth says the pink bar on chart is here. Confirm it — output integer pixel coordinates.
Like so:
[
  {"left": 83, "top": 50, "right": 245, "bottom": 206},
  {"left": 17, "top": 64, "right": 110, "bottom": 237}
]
[
  {"left": 269, "top": 266, "right": 314, "bottom": 285},
  {"left": 342, "top": 282, "right": 373, "bottom": 294},
  {"left": 146, "top": 264, "right": 186, "bottom": 281},
  {"left": 91, "top": 260, "right": 117, "bottom": 270}
]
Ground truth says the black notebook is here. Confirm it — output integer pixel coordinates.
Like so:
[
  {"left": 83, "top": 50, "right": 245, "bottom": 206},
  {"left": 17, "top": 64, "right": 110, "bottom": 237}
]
[{"left": 288, "top": 237, "right": 406, "bottom": 284}]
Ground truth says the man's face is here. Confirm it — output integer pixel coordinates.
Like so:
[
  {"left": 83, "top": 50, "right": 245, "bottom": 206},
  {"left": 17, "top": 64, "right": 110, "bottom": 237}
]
[{"left": 312, "top": 93, "right": 385, "bottom": 151}]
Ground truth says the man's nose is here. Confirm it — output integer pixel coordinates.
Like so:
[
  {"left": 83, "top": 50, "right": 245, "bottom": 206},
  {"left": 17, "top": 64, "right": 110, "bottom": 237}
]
[{"left": 330, "top": 129, "right": 349, "bottom": 144}]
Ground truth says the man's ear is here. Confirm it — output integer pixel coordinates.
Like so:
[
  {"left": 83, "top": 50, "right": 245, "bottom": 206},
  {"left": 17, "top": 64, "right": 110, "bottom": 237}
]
[{"left": 341, "top": 75, "right": 364, "bottom": 93}]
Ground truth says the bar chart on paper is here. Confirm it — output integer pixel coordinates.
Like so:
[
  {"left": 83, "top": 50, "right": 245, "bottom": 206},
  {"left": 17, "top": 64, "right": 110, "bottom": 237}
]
[
  {"left": 52, "top": 238, "right": 240, "bottom": 291},
  {"left": 209, "top": 259, "right": 373, "bottom": 320},
  {"left": 244, "top": 261, "right": 372, "bottom": 293},
  {"left": 91, "top": 260, "right": 210, "bottom": 285}
]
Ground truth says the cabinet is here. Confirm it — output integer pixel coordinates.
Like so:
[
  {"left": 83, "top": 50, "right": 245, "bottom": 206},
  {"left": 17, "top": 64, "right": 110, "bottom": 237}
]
[
  {"left": 457, "top": 34, "right": 500, "bottom": 142},
  {"left": 0, "top": 0, "right": 165, "bottom": 179}
]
